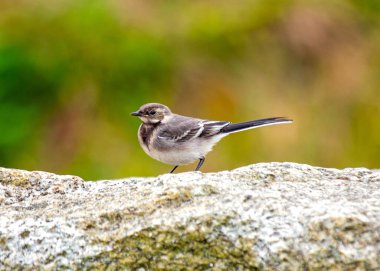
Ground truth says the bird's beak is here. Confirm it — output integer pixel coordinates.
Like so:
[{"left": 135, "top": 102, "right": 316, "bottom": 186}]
[{"left": 131, "top": 111, "right": 141, "bottom": 117}]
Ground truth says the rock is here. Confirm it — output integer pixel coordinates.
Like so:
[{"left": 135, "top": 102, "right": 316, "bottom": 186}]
[{"left": 0, "top": 163, "right": 379, "bottom": 270}]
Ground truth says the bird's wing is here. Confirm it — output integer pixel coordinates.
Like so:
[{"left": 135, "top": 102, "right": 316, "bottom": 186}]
[
  {"left": 157, "top": 115, "right": 229, "bottom": 143},
  {"left": 198, "top": 120, "right": 230, "bottom": 138}
]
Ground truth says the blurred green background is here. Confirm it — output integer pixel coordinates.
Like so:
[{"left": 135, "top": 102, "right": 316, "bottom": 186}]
[{"left": 0, "top": 0, "right": 379, "bottom": 179}]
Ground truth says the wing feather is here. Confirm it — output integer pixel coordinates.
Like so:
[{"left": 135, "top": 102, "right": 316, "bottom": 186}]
[
  {"left": 157, "top": 115, "right": 203, "bottom": 142},
  {"left": 157, "top": 115, "right": 229, "bottom": 143},
  {"left": 199, "top": 121, "right": 230, "bottom": 137}
]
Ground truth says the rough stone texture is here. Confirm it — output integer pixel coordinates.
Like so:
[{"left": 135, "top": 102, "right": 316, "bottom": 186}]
[{"left": 0, "top": 163, "right": 379, "bottom": 270}]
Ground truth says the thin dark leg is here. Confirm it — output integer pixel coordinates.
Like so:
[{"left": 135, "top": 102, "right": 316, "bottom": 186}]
[
  {"left": 195, "top": 158, "right": 205, "bottom": 171},
  {"left": 170, "top": 165, "right": 179, "bottom": 173}
]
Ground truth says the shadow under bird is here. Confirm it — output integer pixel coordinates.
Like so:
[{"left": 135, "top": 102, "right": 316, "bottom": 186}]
[{"left": 131, "top": 103, "right": 292, "bottom": 173}]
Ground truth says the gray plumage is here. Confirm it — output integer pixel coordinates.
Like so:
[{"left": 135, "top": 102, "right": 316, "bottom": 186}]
[{"left": 131, "top": 103, "right": 292, "bottom": 173}]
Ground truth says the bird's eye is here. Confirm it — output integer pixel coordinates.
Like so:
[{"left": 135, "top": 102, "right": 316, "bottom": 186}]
[{"left": 149, "top": 110, "right": 156, "bottom": 115}]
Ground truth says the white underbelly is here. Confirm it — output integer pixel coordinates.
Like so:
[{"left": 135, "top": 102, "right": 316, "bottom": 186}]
[
  {"left": 142, "top": 135, "right": 226, "bottom": 165},
  {"left": 151, "top": 148, "right": 200, "bottom": 165}
]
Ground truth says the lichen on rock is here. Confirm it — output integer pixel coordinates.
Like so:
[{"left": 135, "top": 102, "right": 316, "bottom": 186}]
[{"left": 0, "top": 163, "right": 379, "bottom": 270}]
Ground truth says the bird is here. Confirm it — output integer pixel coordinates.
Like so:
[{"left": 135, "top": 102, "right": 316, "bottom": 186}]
[{"left": 131, "top": 103, "right": 292, "bottom": 173}]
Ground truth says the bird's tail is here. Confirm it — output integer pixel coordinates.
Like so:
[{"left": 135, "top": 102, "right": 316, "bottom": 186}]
[{"left": 220, "top": 117, "right": 292, "bottom": 134}]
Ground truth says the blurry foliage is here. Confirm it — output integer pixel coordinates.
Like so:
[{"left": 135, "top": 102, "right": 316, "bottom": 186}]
[{"left": 0, "top": 0, "right": 379, "bottom": 179}]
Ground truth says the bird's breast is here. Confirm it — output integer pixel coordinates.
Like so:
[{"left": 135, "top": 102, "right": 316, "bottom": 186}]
[{"left": 138, "top": 123, "right": 158, "bottom": 153}]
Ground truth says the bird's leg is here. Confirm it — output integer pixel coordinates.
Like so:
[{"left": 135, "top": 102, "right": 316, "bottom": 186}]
[
  {"left": 195, "top": 158, "right": 205, "bottom": 171},
  {"left": 170, "top": 165, "right": 179, "bottom": 173}
]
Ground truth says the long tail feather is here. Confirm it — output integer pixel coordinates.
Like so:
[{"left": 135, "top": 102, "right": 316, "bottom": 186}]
[{"left": 221, "top": 117, "right": 292, "bottom": 134}]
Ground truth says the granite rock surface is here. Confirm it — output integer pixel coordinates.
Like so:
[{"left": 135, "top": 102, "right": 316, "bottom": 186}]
[{"left": 0, "top": 163, "right": 379, "bottom": 270}]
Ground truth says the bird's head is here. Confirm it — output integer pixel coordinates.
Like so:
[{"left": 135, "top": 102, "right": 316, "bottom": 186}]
[{"left": 131, "top": 103, "right": 172, "bottom": 124}]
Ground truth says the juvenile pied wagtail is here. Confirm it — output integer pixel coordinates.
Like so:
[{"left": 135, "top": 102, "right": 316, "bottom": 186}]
[{"left": 131, "top": 103, "right": 292, "bottom": 173}]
